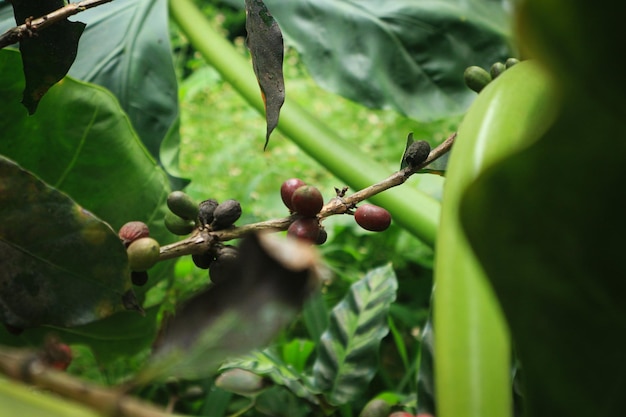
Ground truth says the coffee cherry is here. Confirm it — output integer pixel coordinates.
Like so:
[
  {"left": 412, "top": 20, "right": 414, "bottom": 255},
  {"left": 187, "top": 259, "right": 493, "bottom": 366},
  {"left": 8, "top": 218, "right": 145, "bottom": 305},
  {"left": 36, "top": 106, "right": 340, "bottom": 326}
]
[
  {"left": 402, "top": 140, "right": 431, "bottom": 169},
  {"left": 280, "top": 178, "right": 306, "bottom": 211},
  {"left": 209, "top": 245, "right": 239, "bottom": 284},
  {"left": 505, "top": 57, "right": 520, "bottom": 68},
  {"left": 291, "top": 185, "right": 323, "bottom": 217},
  {"left": 46, "top": 343, "right": 73, "bottom": 371},
  {"left": 167, "top": 191, "right": 199, "bottom": 220},
  {"left": 211, "top": 199, "right": 242, "bottom": 230},
  {"left": 490, "top": 61, "right": 506, "bottom": 79},
  {"left": 192, "top": 252, "right": 214, "bottom": 269},
  {"left": 127, "top": 237, "right": 160, "bottom": 271},
  {"left": 164, "top": 212, "right": 195, "bottom": 235},
  {"left": 464, "top": 65, "right": 491, "bottom": 93},
  {"left": 198, "top": 198, "right": 219, "bottom": 228},
  {"left": 287, "top": 218, "right": 321, "bottom": 243},
  {"left": 315, "top": 227, "right": 328, "bottom": 245},
  {"left": 387, "top": 412, "right": 414, "bottom": 417},
  {"left": 118, "top": 221, "right": 150, "bottom": 247},
  {"left": 359, "top": 398, "right": 390, "bottom": 417},
  {"left": 215, "top": 368, "right": 268, "bottom": 396},
  {"left": 354, "top": 204, "right": 392, "bottom": 232},
  {"left": 131, "top": 270, "right": 149, "bottom": 286}
]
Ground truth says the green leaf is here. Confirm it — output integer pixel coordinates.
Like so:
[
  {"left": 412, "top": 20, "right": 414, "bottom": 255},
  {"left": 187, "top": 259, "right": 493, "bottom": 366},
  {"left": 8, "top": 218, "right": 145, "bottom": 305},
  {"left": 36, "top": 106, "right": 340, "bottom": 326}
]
[
  {"left": 7, "top": 0, "right": 85, "bottom": 114},
  {"left": 433, "top": 60, "right": 557, "bottom": 417},
  {"left": 0, "top": 376, "right": 101, "bottom": 417},
  {"left": 244, "top": 0, "right": 285, "bottom": 149},
  {"left": 221, "top": 348, "right": 321, "bottom": 405},
  {"left": 0, "top": 48, "right": 170, "bottom": 357},
  {"left": 313, "top": 264, "right": 398, "bottom": 406},
  {"left": 263, "top": 0, "right": 513, "bottom": 121},
  {"left": 0, "top": 155, "right": 133, "bottom": 328},
  {"left": 458, "top": 4, "right": 626, "bottom": 417}
]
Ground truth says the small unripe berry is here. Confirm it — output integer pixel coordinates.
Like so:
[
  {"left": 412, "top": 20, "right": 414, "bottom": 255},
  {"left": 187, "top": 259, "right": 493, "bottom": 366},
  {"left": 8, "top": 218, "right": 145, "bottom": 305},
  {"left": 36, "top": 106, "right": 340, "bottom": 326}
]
[
  {"left": 164, "top": 212, "right": 195, "bottom": 235},
  {"left": 490, "top": 61, "right": 506, "bottom": 79},
  {"left": 287, "top": 218, "right": 321, "bottom": 243},
  {"left": 167, "top": 191, "right": 199, "bottom": 220},
  {"left": 387, "top": 412, "right": 414, "bottom": 417},
  {"left": 354, "top": 204, "right": 392, "bottom": 232},
  {"left": 291, "top": 185, "right": 323, "bottom": 217},
  {"left": 127, "top": 237, "right": 160, "bottom": 271},
  {"left": 359, "top": 398, "right": 390, "bottom": 417},
  {"left": 118, "top": 221, "right": 150, "bottom": 247},
  {"left": 280, "top": 178, "right": 306, "bottom": 211},
  {"left": 464, "top": 65, "right": 491, "bottom": 93}
]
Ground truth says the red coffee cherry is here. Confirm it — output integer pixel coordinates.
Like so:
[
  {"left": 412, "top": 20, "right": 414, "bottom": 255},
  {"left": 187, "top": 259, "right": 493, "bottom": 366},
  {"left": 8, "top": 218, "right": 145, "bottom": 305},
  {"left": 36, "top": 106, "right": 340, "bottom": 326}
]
[
  {"left": 280, "top": 178, "right": 306, "bottom": 211},
  {"left": 291, "top": 185, "right": 324, "bottom": 217},
  {"left": 354, "top": 204, "right": 392, "bottom": 232},
  {"left": 118, "top": 221, "right": 150, "bottom": 247},
  {"left": 287, "top": 218, "right": 321, "bottom": 243}
]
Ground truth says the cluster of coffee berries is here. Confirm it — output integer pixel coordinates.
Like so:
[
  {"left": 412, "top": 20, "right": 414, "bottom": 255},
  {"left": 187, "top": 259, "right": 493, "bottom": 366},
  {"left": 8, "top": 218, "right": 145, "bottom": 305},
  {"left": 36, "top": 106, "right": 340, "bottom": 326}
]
[
  {"left": 464, "top": 57, "right": 520, "bottom": 93},
  {"left": 165, "top": 190, "right": 242, "bottom": 235},
  {"left": 118, "top": 221, "right": 160, "bottom": 286},
  {"left": 281, "top": 178, "right": 327, "bottom": 244},
  {"left": 192, "top": 243, "right": 239, "bottom": 285}
]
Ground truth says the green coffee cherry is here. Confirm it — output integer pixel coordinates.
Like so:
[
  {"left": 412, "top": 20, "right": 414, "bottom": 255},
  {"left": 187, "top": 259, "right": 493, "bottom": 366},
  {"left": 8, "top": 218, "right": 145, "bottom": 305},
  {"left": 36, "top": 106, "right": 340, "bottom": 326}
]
[
  {"left": 490, "top": 62, "right": 506, "bottom": 79},
  {"left": 464, "top": 65, "right": 492, "bottom": 93},
  {"left": 164, "top": 212, "right": 195, "bottom": 235},
  {"left": 215, "top": 368, "right": 268, "bottom": 396},
  {"left": 167, "top": 191, "right": 199, "bottom": 220},
  {"left": 127, "top": 237, "right": 160, "bottom": 271},
  {"left": 505, "top": 57, "right": 520, "bottom": 68},
  {"left": 359, "top": 398, "right": 391, "bottom": 417}
]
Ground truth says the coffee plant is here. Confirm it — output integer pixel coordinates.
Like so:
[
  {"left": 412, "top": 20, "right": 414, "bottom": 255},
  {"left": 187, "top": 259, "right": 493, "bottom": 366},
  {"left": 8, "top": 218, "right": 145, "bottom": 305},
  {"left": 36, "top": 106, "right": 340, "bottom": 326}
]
[{"left": 1, "top": 1, "right": 625, "bottom": 417}]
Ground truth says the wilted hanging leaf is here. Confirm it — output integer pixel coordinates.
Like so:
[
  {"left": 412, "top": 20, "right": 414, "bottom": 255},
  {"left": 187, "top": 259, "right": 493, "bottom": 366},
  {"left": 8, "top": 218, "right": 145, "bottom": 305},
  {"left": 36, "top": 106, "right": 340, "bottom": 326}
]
[
  {"left": 146, "top": 233, "right": 323, "bottom": 381},
  {"left": 9, "top": 0, "right": 85, "bottom": 114},
  {"left": 245, "top": 0, "right": 285, "bottom": 149},
  {"left": 313, "top": 264, "right": 398, "bottom": 405},
  {"left": 0, "top": 156, "right": 134, "bottom": 329}
]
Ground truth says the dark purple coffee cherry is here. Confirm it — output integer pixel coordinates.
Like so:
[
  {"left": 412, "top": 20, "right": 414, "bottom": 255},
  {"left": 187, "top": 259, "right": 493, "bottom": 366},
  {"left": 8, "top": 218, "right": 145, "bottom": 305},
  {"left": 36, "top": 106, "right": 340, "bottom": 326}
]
[
  {"left": 291, "top": 185, "right": 323, "bottom": 217},
  {"left": 131, "top": 270, "right": 149, "bottom": 286},
  {"left": 280, "top": 178, "right": 306, "bottom": 211},
  {"left": 192, "top": 252, "right": 214, "bottom": 269},
  {"left": 211, "top": 199, "right": 242, "bottom": 230},
  {"left": 354, "top": 204, "right": 392, "bottom": 232},
  {"left": 287, "top": 218, "right": 321, "bottom": 243},
  {"left": 198, "top": 198, "right": 219, "bottom": 228}
]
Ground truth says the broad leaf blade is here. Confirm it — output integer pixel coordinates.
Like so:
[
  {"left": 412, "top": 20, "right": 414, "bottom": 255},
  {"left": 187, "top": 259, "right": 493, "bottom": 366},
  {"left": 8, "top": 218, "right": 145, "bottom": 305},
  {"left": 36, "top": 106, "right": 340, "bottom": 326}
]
[
  {"left": 263, "top": 0, "right": 513, "bottom": 121},
  {"left": 8, "top": 0, "right": 85, "bottom": 114},
  {"left": 147, "top": 233, "right": 322, "bottom": 380},
  {"left": 313, "top": 264, "right": 398, "bottom": 405},
  {"left": 0, "top": 156, "right": 132, "bottom": 328},
  {"left": 245, "top": 0, "right": 285, "bottom": 149},
  {"left": 221, "top": 348, "right": 321, "bottom": 404}
]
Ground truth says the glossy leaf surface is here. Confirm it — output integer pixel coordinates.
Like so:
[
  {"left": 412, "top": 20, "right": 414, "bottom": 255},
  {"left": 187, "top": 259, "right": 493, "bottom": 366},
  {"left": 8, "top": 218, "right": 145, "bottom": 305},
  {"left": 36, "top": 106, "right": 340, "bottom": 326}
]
[
  {"left": 263, "top": 0, "right": 513, "bottom": 121},
  {"left": 313, "top": 264, "right": 397, "bottom": 405},
  {"left": 459, "top": 3, "right": 626, "bottom": 416},
  {"left": 0, "top": 156, "right": 132, "bottom": 328}
]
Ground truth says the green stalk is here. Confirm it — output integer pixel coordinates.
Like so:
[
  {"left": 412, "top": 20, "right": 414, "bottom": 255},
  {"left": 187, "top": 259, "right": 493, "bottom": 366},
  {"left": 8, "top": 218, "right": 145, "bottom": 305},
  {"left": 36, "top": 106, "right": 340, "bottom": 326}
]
[{"left": 168, "top": 0, "right": 440, "bottom": 247}]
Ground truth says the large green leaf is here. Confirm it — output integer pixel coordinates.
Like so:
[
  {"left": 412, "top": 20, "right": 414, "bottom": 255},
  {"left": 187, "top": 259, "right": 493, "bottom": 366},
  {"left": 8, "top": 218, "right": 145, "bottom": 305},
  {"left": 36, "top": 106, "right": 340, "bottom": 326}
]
[
  {"left": 0, "top": 48, "right": 170, "bottom": 357},
  {"left": 0, "top": 156, "right": 132, "bottom": 328},
  {"left": 313, "top": 264, "right": 397, "bottom": 406},
  {"left": 0, "top": 0, "right": 184, "bottom": 184},
  {"left": 458, "top": 3, "right": 626, "bottom": 416},
  {"left": 263, "top": 0, "right": 513, "bottom": 121},
  {"left": 433, "top": 60, "right": 556, "bottom": 417}
]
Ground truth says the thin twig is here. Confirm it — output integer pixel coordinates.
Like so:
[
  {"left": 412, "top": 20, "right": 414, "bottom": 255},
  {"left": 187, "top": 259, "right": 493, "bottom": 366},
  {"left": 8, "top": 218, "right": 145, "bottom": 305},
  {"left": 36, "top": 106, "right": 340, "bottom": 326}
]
[
  {"left": 159, "top": 132, "right": 456, "bottom": 260},
  {"left": 0, "top": 0, "right": 113, "bottom": 49},
  {"left": 0, "top": 346, "right": 177, "bottom": 417}
]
